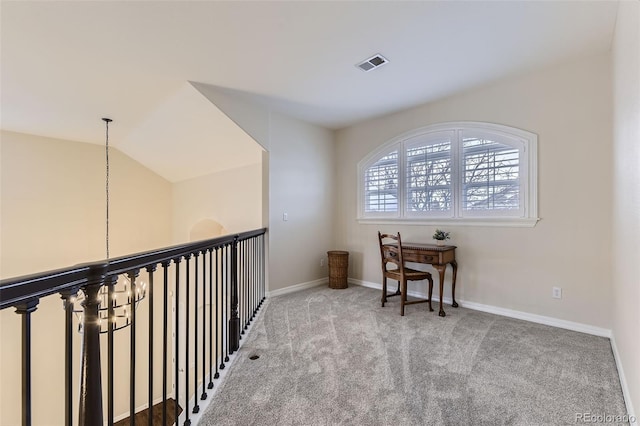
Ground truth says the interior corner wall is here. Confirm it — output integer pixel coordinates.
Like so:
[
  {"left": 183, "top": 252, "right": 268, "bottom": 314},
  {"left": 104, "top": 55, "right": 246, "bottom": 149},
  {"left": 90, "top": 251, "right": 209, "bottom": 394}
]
[
  {"left": 0, "top": 130, "right": 173, "bottom": 425},
  {"left": 335, "top": 53, "right": 613, "bottom": 329},
  {"left": 611, "top": 0, "right": 640, "bottom": 416},
  {"left": 190, "top": 82, "right": 271, "bottom": 152},
  {"left": 194, "top": 84, "right": 336, "bottom": 292},
  {"left": 172, "top": 162, "right": 263, "bottom": 244},
  {"left": 267, "top": 112, "right": 335, "bottom": 291}
]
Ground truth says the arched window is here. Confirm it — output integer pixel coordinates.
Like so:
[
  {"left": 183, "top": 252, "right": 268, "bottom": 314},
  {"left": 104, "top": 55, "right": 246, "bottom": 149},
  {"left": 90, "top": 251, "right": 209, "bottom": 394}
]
[{"left": 358, "top": 122, "right": 538, "bottom": 226}]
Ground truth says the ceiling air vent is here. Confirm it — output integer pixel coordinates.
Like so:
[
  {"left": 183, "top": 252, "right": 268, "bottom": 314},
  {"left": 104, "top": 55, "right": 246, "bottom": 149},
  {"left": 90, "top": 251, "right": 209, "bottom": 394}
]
[{"left": 356, "top": 54, "right": 389, "bottom": 72}]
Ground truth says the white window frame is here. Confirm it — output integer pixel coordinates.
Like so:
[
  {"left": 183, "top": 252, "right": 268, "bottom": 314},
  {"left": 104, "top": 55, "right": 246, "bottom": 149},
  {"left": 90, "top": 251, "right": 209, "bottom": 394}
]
[
  {"left": 357, "top": 122, "right": 539, "bottom": 227},
  {"left": 361, "top": 149, "right": 400, "bottom": 219}
]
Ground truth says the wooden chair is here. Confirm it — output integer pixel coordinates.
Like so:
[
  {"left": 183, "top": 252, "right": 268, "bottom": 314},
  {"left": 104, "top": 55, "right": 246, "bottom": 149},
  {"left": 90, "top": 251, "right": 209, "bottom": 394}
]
[{"left": 378, "top": 232, "right": 434, "bottom": 316}]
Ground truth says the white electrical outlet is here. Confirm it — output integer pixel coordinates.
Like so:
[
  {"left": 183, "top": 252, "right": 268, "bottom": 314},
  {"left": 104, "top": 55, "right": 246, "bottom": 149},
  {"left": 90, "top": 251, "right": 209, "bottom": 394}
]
[
  {"left": 552, "top": 287, "right": 562, "bottom": 299},
  {"left": 320, "top": 258, "right": 325, "bottom": 267}
]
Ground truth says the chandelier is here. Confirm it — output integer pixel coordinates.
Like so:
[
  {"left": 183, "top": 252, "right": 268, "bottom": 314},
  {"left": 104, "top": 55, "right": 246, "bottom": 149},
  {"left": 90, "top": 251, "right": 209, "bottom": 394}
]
[{"left": 68, "top": 118, "right": 146, "bottom": 333}]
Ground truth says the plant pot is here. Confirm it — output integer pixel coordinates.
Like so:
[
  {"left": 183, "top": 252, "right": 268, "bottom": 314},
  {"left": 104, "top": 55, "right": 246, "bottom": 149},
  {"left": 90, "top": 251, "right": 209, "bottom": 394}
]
[{"left": 436, "top": 240, "right": 445, "bottom": 246}]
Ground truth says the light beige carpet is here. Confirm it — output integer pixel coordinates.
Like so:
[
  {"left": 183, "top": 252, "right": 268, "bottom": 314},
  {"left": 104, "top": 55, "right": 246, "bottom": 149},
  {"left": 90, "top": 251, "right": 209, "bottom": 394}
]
[{"left": 200, "top": 285, "right": 627, "bottom": 425}]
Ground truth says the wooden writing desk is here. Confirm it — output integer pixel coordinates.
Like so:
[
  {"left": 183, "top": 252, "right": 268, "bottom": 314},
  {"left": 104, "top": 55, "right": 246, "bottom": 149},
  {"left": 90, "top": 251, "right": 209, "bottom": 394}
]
[{"left": 401, "top": 243, "right": 458, "bottom": 317}]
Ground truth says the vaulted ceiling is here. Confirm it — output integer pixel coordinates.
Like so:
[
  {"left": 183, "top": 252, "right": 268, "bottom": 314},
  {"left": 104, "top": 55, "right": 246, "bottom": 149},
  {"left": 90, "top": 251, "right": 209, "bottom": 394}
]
[{"left": 1, "top": 1, "right": 619, "bottom": 181}]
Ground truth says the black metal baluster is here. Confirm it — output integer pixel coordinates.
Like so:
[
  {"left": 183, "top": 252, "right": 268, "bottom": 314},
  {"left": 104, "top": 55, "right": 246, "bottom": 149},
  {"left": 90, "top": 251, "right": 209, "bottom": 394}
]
[
  {"left": 161, "top": 261, "right": 170, "bottom": 426},
  {"left": 252, "top": 237, "right": 257, "bottom": 318},
  {"left": 225, "top": 244, "right": 230, "bottom": 361},
  {"left": 247, "top": 240, "right": 251, "bottom": 324},
  {"left": 229, "top": 236, "right": 240, "bottom": 354},
  {"left": 192, "top": 252, "right": 200, "bottom": 415},
  {"left": 249, "top": 239, "right": 252, "bottom": 321},
  {"left": 173, "top": 258, "right": 181, "bottom": 426},
  {"left": 248, "top": 238, "right": 252, "bottom": 319},
  {"left": 184, "top": 254, "right": 191, "bottom": 426},
  {"left": 244, "top": 239, "right": 248, "bottom": 325},
  {"left": 201, "top": 249, "right": 208, "bottom": 400},
  {"left": 260, "top": 234, "right": 267, "bottom": 306},
  {"left": 253, "top": 236, "right": 260, "bottom": 317},
  {"left": 128, "top": 270, "right": 140, "bottom": 426},
  {"left": 106, "top": 276, "right": 116, "bottom": 426},
  {"left": 250, "top": 238, "right": 254, "bottom": 320},
  {"left": 146, "top": 265, "right": 156, "bottom": 426},
  {"left": 208, "top": 248, "right": 215, "bottom": 389},
  {"left": 238, "top": 240, "right": 243, "bottom": 337},
  {"left": 60, "top": 289, "right": 77, "bottom": 426},
  {"left": 249, "top": 237, "right": 256, "bottom": 323},
  {"left": 15, "top": 299, "right": 38, "bottom": 426},
  {"left": 244, "top": 239, "right": 249, "bottom": 324},
  {"left": 216, "top": 246, "right": 222, "bottom": 374},
  {"left": 243, "top": 239, "right": 248, "bottom": 332},
  {"left": 221, "top": 245, "right": 228, "bottom": 367},
  {"left": 258, "top": 235, "right": 262, "bottom": 307}
]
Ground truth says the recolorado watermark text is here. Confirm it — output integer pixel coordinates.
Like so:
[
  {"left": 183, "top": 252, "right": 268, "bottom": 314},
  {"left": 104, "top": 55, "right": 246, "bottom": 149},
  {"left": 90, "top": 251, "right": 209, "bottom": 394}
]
[{"left": 576, "top": 412, "right": 636, "bottom": 424}]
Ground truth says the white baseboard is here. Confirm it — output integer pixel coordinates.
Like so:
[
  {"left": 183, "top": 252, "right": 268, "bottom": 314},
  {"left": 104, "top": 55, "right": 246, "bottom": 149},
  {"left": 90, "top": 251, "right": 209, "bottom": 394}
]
[
  {"left": 266, "top": 278, "right": 327, "bottom": 297},
  {"left": 349, "top": 278, "right": 612, "bottom": 338},
  {"left": 610, "top": 333, "right": 636, "bottom": 418}
]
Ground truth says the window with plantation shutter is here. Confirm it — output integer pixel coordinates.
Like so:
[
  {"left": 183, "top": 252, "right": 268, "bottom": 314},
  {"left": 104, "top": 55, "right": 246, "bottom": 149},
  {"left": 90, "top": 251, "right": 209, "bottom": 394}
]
[
  {"left": 364, "top": 151, "right": 399, "bottom": 214},
  {"left": 405, "top": 133, "right": 453, "bottom": 216},
  {"left": 358, "top": 122, "right": 538, "bottom": 226},
  {"left": 462, "top": 135, "right": 522, "bottom": 215}
]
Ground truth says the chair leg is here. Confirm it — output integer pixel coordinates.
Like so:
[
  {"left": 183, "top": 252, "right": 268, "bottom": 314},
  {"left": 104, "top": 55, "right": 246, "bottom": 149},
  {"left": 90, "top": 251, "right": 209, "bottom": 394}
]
[
  {"left": 400, "top": 279, "right": 407, "bottom": 316},
  {"left": 381, "top": 276, "right": 387, "bottom": 307},
  {"left": 427, "top": 275, "right": 434, "bottom": 312},
  {"left": 394, "top": 282, "right": 401, "bottom": 295}
]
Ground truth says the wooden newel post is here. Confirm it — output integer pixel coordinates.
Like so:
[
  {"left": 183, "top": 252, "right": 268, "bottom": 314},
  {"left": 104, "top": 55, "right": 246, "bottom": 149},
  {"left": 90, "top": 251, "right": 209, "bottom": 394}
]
[
  {"left": 79, "top": 263, "right": 107, "bottom": 426},
  {"left": 229, "top": 236, "right": 240, "bottom": 353}
]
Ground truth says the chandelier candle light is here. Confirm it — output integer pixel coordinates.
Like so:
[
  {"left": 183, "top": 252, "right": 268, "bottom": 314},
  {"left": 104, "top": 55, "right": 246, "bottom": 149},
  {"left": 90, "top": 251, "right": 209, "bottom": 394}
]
[{"left": 69, "top": 118, "right": 146, "bottom": 333}]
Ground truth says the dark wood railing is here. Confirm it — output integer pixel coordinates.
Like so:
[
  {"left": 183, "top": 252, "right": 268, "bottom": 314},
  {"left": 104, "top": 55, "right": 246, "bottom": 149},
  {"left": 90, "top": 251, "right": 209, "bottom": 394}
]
[{"left": 0, "top": 228, "right": 267, "bottom": 426}]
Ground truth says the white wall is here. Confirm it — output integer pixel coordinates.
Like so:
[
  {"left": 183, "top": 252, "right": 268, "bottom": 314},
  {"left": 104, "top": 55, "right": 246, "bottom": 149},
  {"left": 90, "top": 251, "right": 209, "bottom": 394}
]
[
  {"left": 335, "top": 53, "right": 613, "bottom": 329},
  {"left": 0, "top": 130, "right": 173, "bottom": 425},
  {"left": 172, "top": 162, "right": 263, "bottom": 244},
  {"left": 611, "top": 0, "right": 640, "bottom": 416}
]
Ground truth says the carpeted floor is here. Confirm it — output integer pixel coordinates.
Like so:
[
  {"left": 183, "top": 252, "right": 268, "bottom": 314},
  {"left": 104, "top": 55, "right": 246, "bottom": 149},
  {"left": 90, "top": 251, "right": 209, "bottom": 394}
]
[{"left": 200, "top": 285, "right": 627, "bottom": 425}]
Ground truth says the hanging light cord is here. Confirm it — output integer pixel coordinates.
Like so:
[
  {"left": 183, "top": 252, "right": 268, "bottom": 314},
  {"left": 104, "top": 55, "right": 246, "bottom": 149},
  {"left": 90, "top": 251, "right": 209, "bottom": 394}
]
[{"left": 103, "top": 118, "right": 112, "bottom": 260}]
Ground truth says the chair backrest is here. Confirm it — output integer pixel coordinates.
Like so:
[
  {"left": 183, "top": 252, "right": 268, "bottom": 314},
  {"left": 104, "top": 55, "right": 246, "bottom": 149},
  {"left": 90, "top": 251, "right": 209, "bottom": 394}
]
[{"left": 378, "top": 232, "right": 405, "bottom": 272}]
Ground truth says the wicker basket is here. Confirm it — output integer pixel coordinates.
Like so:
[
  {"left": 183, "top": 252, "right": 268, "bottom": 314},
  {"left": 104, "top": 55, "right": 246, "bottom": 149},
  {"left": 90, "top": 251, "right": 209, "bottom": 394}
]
[{"left": 327, "top": 250, "right": 349, "bottom": 289}]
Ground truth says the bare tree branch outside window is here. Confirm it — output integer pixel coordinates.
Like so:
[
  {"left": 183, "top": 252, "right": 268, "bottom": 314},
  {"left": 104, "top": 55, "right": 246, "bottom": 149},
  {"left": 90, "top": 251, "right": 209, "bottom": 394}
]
[
  {"left": 406, "top": 141, "right": 451, "bottom": 212},
  {"left": 365, "top": 151, "right": 398, "bottom": 212},
  {"left": 463, "top": 138, "right": 519, "bottom": 210}
]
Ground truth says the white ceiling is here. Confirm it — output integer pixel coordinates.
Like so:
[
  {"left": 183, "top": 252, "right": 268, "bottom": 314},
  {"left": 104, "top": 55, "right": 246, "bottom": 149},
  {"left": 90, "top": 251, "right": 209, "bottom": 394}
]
[{"left": 1, "top": 1, "right": 619, "bottom": 180}]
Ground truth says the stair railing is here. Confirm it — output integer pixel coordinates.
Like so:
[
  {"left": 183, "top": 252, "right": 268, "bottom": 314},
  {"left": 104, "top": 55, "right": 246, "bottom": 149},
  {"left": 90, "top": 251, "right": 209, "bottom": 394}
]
[{"left": 0, "top": 228, "right": 267, "bottom": 426}]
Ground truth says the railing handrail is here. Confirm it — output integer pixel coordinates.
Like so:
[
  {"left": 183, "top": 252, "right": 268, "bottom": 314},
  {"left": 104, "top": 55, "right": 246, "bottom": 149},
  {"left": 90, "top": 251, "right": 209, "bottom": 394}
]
[{"left": 0, "top": 227, "right": 267, "bottom": 310}]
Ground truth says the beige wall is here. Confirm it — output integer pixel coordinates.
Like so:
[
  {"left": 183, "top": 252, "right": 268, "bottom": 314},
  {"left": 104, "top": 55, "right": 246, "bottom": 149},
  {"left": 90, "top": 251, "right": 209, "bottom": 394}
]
[
  {"left": 335, "top": 53, "right": 613, "bottom": 329},
  {"left": 612, "top": 0, "right": 640, "bottom": 416},
  {"left": 0, "top": 131, "right": 173, "bottom": 275},
  {"left": 0, "top": 130, "right": 173, "bottom": 425},
  {"left": 267, "top": 112, "right": 335, "bottom": 291},
  {"left": 172, "top": 162, "right": 263, "bottom": 244},
  {"left": 195, "top": 85, "right": 336, "bottom": 292}
]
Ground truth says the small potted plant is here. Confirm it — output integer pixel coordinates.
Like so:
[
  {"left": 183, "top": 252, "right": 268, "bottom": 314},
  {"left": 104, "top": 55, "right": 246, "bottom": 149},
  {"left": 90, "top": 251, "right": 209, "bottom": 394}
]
[{"left": 432, "top": 229, "right": 450, "bottom": 246}]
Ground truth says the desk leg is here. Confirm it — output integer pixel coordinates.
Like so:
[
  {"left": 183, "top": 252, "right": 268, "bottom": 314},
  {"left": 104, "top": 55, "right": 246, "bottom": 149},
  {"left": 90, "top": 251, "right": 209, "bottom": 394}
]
[
  {"left": 433, "top": 264, "right": 446, "bottom": 317},
  {"left": 451, "top": 260, "right": 458, "bottom": 308}
]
